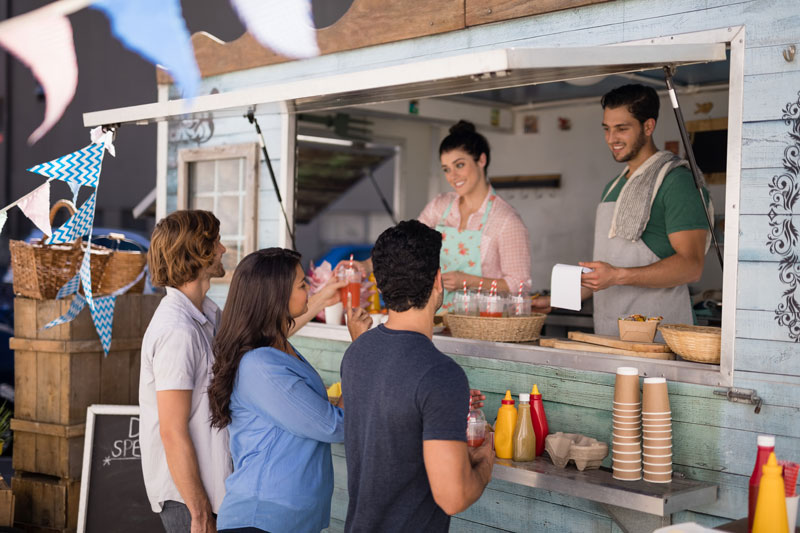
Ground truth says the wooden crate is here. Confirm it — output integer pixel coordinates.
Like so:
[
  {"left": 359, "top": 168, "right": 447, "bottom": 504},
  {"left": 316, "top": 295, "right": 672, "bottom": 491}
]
[
  {"left": 12, "top": 294, "right": 162, "bottom": 426},
  {"left": 11, "top": 420, "right": 84, "bottom": 479},
  {"left": 0, "top": 475, "right": 14, "bottom": 527},
  {"left": 12, "top": 473, "right": 80, "bottom": 530}
]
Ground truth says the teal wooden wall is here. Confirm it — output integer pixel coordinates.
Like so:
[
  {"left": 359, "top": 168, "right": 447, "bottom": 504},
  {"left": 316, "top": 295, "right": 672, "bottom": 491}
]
[{"left": 162, "top": 0, "right": 800, "bottom": 529}]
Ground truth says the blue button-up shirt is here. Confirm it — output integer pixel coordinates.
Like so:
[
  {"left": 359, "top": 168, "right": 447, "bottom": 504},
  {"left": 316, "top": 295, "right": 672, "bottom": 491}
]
[{"left": 217, "top": 345, "right": 344, "bottom": 533}]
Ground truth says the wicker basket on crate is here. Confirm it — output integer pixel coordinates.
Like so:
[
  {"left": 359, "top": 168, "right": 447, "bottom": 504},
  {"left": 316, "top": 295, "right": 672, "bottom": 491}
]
[
  {"left": 443, "top": 313, "right": 547, "bottom": 343},
  {"left": 658, "top": 324, "right": 721, "bottom": 363},
  {"left": 9, "top": 200, "right": 112, "bottom": 299},
  {"left": 95, "top": 233, "right": 147, "bottom": 295}
]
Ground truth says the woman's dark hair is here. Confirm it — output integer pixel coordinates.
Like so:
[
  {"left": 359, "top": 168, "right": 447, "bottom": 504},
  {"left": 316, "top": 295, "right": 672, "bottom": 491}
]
[
  {"left": 601, "top": 84, "right": 660, "bottom": 124},
  {"left": 372, "top": 220, "right": 442, "bottom": 312},
  {"left": 439, "top": 120, "right": 491, "bottom": 174},
  {"left": 209, "top": 247, "right": 302, "bottom": 428}
]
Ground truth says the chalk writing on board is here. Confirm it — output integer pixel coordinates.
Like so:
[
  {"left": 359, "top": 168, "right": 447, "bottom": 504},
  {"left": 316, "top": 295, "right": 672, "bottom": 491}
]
[{"left": 102, "top": 416, "right": 141, "bottom": 465}]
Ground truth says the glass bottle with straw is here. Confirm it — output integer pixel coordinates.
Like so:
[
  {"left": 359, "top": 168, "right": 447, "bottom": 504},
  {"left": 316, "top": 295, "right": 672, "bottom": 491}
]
[{"left": 510, "top": 280, "right": 531, "bottom": 316}]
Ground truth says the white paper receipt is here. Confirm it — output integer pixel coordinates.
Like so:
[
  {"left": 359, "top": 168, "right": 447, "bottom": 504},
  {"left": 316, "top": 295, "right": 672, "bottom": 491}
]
[{"left": 550, "top": 264, "right": 591, "bottom": 311}]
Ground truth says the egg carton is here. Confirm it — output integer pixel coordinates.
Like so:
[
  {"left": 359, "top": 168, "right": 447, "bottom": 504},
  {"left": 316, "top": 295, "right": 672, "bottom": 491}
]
[{"left": 544, "top": 432, "right": 608, "bottom": 471}]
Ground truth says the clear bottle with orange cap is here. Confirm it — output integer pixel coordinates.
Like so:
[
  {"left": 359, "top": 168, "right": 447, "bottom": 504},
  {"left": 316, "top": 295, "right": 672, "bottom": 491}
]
[
  {"left": 753, "top": 452, "right": 788, "bottom": 532},
  {"left": 494, "top": 390, "right": 517, "bottom": 459}
]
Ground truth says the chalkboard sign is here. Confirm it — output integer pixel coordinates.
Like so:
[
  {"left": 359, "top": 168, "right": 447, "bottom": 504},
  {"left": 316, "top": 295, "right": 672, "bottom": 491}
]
[{"left": 77, "top": 405, "right": 165, "bottom": 533}]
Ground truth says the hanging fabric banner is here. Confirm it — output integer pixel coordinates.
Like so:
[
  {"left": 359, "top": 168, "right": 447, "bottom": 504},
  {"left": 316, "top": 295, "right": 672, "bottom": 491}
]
[
  {"left": 0, "top": 14, "right": 78, "bottom": 144},
  {"left": 0, "top": 211, "right": 7, "bottom": 234},
  {"left": 27, "top": 142, "right": 104, "bottom": 205},
  {"left": 230, "top": 0, "right": 319, "bottom": 59},
  {"left": 79, "top": 240, "right": 95, "bottom": 310},
  {"left": 47, "top": 192, "right": 97, "bottom": 244},
  {"left": 43, "top": 293, "right": 86, "bottom": 330},
  {"left": 57, "top": 272, "right": 81, "bottom": 300},
  {"left": 91, "top": 0, "right": 200, "bottom": 99},
  {"left": 90, "top": 295, "right": 117, "bottom": 355},
  {"left": 17, "top": 182, "right": 52, "bottom": 236}
]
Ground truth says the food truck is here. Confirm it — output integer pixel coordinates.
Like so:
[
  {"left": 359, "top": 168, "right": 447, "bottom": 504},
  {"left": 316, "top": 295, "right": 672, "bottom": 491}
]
[{"left": 84, "top": 1, "right": 799, "bottom": 530}]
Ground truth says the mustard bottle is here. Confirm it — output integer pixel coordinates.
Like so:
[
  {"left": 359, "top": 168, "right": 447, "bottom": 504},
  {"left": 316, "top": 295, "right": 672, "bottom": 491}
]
[
  {"left": 367, "top": 272, "right": 381, "bottom": 313},
  {"left": 753, "top": 452, "right": 788, "bottom": 533},
  {"left": 512, "top": 393, "right": 536, "bottom": 462},
  {"left": 494, "top": 390, "right": 517, "bottom": 460}
]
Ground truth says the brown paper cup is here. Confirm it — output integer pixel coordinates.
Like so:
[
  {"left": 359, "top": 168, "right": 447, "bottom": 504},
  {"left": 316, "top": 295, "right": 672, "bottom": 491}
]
[
  {"left": 613, "top": 412, "right": 642, "bottom": 421},
  {"left": 643, "top": 454, "right": 673, "bottom": 465},
  {"left": 613, "top": 468, "right": 643, "bottom": 481},
  {"left": 614, "top": 458, "right": 642, "bottom": 466},
  {"left": 643, "top": 470, "right": 673, "bottom": 483},
  {"left": 642, "top": 378, "right": 670, "bottom": 412},
  {"left": 613, "top": 435, "right": 642, "bottom": 444},
  {"left": 643, "top": 436, "right": 672, "bottom": 445},
  {"left": 614, "top": 367, "right": 640, "bottom": 403},
  {"left": 613, "top": 451, "right": 642, "bottom": 462},
  {"left": 613, "top": 427, "right": 642, "bottom": 437},
  {"left": 642, "top": 411, "right": 671, "bottom": 418},
  {"left": 613, "top": 443, "right": 642, "bottom": 454},
  {"left": 642, "top": 421, "right": 672, "bottom": 429},
  {"left": 613, "top": 401, "right": 641, "bottom": 407},
  {"left": 643, "top": 431, "right": 672, "bottom": 439}
]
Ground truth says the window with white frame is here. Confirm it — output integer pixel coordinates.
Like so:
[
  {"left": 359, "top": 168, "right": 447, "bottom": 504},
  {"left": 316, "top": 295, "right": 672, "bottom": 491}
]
[{"left": 177, "top": 143, "right": 259, "bottom": 280}]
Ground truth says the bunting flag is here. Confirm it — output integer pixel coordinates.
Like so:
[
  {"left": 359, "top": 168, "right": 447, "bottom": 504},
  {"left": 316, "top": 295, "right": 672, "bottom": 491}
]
[
  {"left": 230, "top": 0, "right": 319, "bottom": 59},
  {"left": 91, "top": 0, "right": 200, "bottom": 99},
  {"left": 43, "top": 293, "right": 86, "bottom": 330},
  {"left": 57, "top": 273, "right": 81, "bottom": 300},
  {"left": 0, "top": 211, "right": 7, "bottom": 234},
  {"left": 80, "top": 244, "right": 94, "bottom": 310},
  {"left": 17, "top": 182, "right": 52, "bottom": 236},
  {"left": 47, "top": 192, "right": 97, "bottom": 244},
  {"left": 90, "top": 295, "right": 117, "bottom": 355},
  {"left": 27, "top": 142, "right": 104, "bottom": 192},
  {"left": 0, "top": 14, "right": 78, "bottom": 144}
]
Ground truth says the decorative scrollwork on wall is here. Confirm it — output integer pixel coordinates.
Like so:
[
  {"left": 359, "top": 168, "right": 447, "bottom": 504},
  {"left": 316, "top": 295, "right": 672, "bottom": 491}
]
[
  {"left": 168, "top": 89, "right": 217, "bottom": 145},
  {"left": 768, "top": 91, "right": 800, "bottom": 342}
]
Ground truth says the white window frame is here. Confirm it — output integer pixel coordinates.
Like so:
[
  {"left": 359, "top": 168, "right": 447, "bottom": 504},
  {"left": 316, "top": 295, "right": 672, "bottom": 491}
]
[{"left": 177, "top": 143, "right": 259, "bottom": 281}]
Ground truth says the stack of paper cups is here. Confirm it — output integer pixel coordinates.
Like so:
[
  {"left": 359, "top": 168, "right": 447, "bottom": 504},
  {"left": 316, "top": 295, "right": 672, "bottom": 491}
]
[
  {"left": 642, "top": 377, "right": 672, "bottom": 483},
  {"left": 612, "top": 367, "right": 642, "bottom": 481}
]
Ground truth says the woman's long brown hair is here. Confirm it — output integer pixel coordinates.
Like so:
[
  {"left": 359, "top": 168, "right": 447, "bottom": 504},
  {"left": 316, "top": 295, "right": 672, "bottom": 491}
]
[{"left": 209, "top": 248, "right": 301, "bottom": 428}]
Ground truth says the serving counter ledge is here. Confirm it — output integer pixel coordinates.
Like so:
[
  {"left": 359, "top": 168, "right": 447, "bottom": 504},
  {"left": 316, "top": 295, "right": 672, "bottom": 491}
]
[{"left": 296, "top": 323, "right": 723, "bottom": 386}]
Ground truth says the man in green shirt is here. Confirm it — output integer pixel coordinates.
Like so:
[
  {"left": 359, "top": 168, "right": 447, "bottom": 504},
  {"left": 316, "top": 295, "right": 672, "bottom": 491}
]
[{"left": 534, "top": 84, "right": 712, "bottom": 337}]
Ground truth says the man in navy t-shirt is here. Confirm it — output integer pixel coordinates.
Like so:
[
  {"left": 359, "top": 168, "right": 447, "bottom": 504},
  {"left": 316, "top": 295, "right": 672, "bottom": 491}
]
[{"left": 341, "top": 220, "right": 494, "bottom": 533}]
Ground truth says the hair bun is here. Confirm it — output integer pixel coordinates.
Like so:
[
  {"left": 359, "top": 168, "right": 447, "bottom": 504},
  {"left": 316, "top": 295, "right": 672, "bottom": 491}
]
[{"left": 449, "top": 120, "right": 476, "bottom": 135}]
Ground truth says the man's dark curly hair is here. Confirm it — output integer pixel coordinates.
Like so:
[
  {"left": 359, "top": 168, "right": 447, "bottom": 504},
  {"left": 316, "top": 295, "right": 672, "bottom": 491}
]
[
  {"left": 372, "top": 220, "right": 442, "bottom": 312},
  {"left": 601, "top": 84, "right": 660, "bottom": 124}
]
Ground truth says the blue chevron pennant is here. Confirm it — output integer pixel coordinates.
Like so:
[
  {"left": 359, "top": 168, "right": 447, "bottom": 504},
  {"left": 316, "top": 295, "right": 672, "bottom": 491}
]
[
  {"left": 43, "top": 293, "right": 86, "bottom": 330},
  {"left": 56, "top": 272, "right": 81, "bottom": 299},
  {"left": 47, "top": 192, "right": 96, "bottom": 244},
  {"left": 90, "top": 295, "right": 116, "bottom": 355},
  {"left": 80, "top": 245, "right": 94, "bottom": 310},
  {"left": 26, "top": 142, "right": 103, "bottom": 193}
]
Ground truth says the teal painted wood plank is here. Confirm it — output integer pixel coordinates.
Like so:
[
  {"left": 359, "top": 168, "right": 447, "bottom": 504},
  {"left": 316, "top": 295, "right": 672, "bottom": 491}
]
[
  {"left": 736, "top": 262, "right": 784, "bottom": 312},
  {"left": 741, "top": 120, "right": 793, "bottom": 171},
  {"left": 736, "top": 308, "right": 797, "bottom": 342},
  {"left": 330, "top": 487, "right": 349, "bottom": 524},
  {"left": 671, "top": 510, "right": 729, "bottom": 528},
  {"left": 673, "top": 465, "right": 748, "bottom": 519},
  {"left": 450, "top": 517, "right": 513, "bottom": 532},
  {"left": 732, "top": 370, "right": 800, "bottom": 407},
  {"left": 737, "top": 215, "right": 795, "bottom": 262},
  {"left": 734, "top": 338, "right": 800, "bottom": 376},
  {"left": 739, "top": 168, "right": 789, "bottom": 214},
  {"left": 621, "top": 0, "right": 713, "bottom": 23},
  {"left": 321, "top": 517, "right": 345, "bottom": 533},
  {"left": 745, "top": 44, "right": 800, "bottom": 76}
]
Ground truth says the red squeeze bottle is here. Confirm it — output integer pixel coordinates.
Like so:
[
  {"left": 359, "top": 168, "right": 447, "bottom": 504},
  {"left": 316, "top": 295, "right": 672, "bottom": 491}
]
[
  {"left": 748, "top": 435, "right": 776, "bottom": 532},
  {"left": 530, "top": 384, "right": 549, "bottom": 457}
]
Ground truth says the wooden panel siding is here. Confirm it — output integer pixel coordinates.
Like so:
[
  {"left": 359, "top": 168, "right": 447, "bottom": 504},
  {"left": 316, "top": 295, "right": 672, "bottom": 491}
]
[{"left": 465, "top": 0, "right": 614, "bottom": 27}]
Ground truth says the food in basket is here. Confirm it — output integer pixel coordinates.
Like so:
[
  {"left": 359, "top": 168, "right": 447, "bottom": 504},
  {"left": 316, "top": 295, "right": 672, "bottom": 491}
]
[
  {"left": 618, "top": 314, "right": 661, "bottom": 342},
  {"left": 620, "top": 314, "right": 662, "bottom": 322}
]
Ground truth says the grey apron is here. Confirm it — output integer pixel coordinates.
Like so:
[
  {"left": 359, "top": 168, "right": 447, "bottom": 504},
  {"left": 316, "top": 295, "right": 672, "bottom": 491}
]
[{"left": 592, "top": 198, "right": 693, "bottom": 341}]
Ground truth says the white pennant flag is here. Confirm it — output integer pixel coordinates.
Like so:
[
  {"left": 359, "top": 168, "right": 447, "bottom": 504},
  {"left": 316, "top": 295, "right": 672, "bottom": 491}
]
[
  {"left": 17, "top": 182, "right": 52, "bottom": 236},
  {"left": 0, "top": 15, "right": 78, "bottom": 144},
  {"left": 230, "top": 0, "right": 319, "bottom": 59},
  {"left": 0, "top": 211, "right": 7, "bottom": 234}
]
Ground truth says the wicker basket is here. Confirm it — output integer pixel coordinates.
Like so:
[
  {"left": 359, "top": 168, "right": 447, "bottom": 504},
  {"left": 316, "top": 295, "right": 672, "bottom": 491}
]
[
  {"left": 444, "top": 313, "right": 546, "bottom": 342},
  {"left": 658, "top": 324, "right": 721, "bottom": 363},
  {"left": 95, "top": 234, "right": 147, "bottom": 295},
  {"left": 9, "top": 201, "right": 113, "bottom": 299}
]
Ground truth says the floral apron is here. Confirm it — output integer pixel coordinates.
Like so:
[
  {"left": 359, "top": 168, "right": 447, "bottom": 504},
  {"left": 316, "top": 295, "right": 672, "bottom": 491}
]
[{"left": 436, "top": 190, "right": 495, "bottom": 312}]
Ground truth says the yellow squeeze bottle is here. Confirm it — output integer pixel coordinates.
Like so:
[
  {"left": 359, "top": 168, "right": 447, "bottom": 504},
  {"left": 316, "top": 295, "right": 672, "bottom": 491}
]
[
  {"left": 752, "top": 452, "right": 788, "bottom": 533},
  {"left": 494, "top": 390, "right": 517, "bottom": 459},
  {"left": 367, "top": 273, "right": 381, "bottom": 313}
]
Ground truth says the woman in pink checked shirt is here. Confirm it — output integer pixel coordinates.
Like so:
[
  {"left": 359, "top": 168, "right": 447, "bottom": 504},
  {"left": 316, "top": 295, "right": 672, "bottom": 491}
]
[{"left": 342, "top": 120, "right": 531, "bottom": 313}]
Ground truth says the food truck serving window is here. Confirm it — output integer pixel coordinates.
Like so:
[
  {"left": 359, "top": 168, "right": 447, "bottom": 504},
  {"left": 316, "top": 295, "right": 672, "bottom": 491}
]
[{"left": 83, "top": 29, "right": 743, "bottom": 387}]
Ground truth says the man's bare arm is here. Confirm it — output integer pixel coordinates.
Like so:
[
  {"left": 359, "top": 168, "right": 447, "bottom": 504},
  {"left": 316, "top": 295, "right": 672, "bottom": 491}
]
[
  {"left": 423, "top": 438, "right": 494, "bottom": 515},
  {"left": 580, "top": 229, "right": 707, "bottom": 291},
  {"left": 157, "top": 390, "right": 215, "bottom": 533}
]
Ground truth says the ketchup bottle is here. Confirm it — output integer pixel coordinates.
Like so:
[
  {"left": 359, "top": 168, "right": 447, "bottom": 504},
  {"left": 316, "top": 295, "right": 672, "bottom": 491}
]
[
  {"left": 530, "top": 384, "right": 549, "bottom": 457},
  {"left": 748, "top": 435, "right": 775, "bottom": 532}
]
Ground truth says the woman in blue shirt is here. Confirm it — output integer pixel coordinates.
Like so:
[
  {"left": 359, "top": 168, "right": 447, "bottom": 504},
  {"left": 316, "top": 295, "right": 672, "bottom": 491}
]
[{"left": 208, "top": 248, "right": 371, "bottom": 533}]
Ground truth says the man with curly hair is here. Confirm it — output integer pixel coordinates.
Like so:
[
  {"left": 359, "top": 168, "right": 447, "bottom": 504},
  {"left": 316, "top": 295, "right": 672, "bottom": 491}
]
[
  {"left": 139, "top": 210, "right": 230, "bottom": 533},
  {"left": 340, "top": 220, "right": 494, "bottom": 533}
]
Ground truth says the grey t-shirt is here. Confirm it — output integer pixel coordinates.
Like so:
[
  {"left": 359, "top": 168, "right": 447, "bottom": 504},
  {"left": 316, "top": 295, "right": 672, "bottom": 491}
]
[
  {"left": 340, "top": 325, "right": 470, "bottom": 533},
  {"left": 139, "top": 287, "right": 231, "bottom": 513}
]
